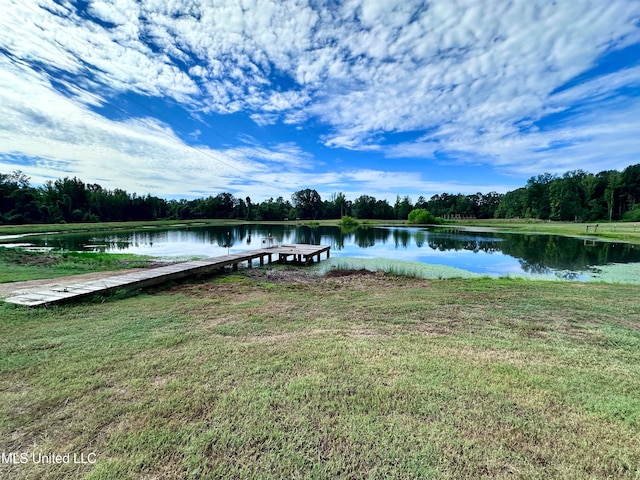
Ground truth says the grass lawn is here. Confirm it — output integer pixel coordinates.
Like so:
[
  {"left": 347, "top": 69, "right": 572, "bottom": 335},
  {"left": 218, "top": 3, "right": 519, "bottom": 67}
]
[
  {"left": 0, "top": 248, "right": 155, "bottom": 283},
  {"left": 453, "top": 219, "right": 640, "bottom": 245},
  {"left": 0, "top": 219, "right": 245, "bottom": 236},
  {"left": 1, "top": 270, "right": 639, "bottom": 479}
]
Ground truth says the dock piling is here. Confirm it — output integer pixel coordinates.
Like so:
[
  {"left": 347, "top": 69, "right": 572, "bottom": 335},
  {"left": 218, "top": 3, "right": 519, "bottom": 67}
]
[{"left": 4, "top": 244, "right": 331, "bottom": 307}]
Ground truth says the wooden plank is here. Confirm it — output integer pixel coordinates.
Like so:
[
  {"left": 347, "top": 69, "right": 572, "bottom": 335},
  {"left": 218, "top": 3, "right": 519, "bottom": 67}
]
[{"left": 4, "top": 244, "right": 330, "bottom": 307}]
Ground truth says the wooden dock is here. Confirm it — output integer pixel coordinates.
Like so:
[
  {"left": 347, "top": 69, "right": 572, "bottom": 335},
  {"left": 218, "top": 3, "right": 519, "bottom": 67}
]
[{"left": 3, "top": 244, "right": 330, "bottom": 307}]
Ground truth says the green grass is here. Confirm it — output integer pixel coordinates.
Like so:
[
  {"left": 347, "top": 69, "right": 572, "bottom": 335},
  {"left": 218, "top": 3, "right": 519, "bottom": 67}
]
[
  {"left": 0, "top": 248, "right": 154, "bottom": 283},
  {"left": 1, "top": 272, "right": 639, "bottom": 479},
  {"left": 0, "top": 218, "right": 244, "bottom": 236},
  {"left": 317, "top": 257, "right": 485, "bottom": 280},
  {"left": 4, "top": 217, "right": 637, "bottom": 245},
  {"left": 453, "top": 219, "right": 640, "bottom": 245}
]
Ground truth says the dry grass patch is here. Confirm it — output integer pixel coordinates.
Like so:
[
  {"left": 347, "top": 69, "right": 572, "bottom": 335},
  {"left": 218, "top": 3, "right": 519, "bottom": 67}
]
[{"left": 1, "top": 271, "right": 639, "bottom": 479}]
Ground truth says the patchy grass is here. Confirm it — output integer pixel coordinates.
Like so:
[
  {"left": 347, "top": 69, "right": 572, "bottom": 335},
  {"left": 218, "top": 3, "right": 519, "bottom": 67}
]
[
  {"left": 1, "top": 272, "right": 639, "bottom": 479},
  {"left": 317, "top": 257, "right": 486, "bottom": 280},
  {"left": 454, "top": 219, "right": 640, "bottom": 245},
  {"left": 0, "top": 219, "right": 243, "bottom": 236},
  {"left": 0, "top": 248, "right": 154, "bottom": 283},
  {"left": 316, "top": 256, "right": 640, "bottom": 284}
]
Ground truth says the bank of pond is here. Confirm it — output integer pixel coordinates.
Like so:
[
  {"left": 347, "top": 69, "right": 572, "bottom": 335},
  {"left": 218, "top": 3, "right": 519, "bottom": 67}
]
[{"left": 2, "top": 224, "right": 639, "bottom": 283}]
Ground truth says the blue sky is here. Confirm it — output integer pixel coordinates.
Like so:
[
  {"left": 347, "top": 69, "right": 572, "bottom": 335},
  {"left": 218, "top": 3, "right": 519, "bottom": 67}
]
[{"left": 1, "top": 0, "right": 639, "bottom": 202}]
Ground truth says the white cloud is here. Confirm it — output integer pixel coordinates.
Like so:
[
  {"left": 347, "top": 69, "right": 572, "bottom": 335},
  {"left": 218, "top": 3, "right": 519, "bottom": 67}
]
[
  {"left": 4, "top": 0, "right": 637, "bottom": 126},
  {"left": 304, "top": 1, "right": 640, "bottom": 175},
  {"left": 1, "top": 0, "right": 638, "bottom": 199},
  {"left": 0, "top": 59, "right": 298, "bottom": 199}
]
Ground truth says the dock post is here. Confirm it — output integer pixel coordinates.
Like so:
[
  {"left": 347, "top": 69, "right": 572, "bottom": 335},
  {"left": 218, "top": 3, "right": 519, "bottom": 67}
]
[{"left": 4, "top": 244, "right": 332, "bottom": 307}]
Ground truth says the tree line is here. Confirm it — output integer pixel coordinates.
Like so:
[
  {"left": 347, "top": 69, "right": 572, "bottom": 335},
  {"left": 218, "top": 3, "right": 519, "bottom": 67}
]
[
  {"left": 496, "top": 165, "right": 640, "bottom": 221},
  {"left": 1, "top": 164, "right": 640, "bottom": 225}
]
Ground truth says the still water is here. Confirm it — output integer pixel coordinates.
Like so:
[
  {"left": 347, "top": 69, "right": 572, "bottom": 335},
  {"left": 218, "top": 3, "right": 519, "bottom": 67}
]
[{"left": 9, "top": 224, "right": 640, "bottom": 280}]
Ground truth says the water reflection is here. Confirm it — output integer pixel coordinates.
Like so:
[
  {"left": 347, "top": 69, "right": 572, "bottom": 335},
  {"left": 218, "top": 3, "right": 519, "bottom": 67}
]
[{"left": 14, "top": 224, "right": 640, "bottom": 279}]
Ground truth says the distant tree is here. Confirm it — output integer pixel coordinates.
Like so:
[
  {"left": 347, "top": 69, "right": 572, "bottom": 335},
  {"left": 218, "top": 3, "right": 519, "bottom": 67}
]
[
  {"left": 167, "top": 199, "right": 191, "bottom": 220},
  {"left": 394, "top": 195, "right": 413, "bottom": 220},
  {"left": 236, "top": 197, "right": 247, "bottom": 219},
  {"left": 455, "top": 194, "right": 472, "bottom": 217},
  {"left": 526, "top": 173, "right": 555, "bottom": 219},
  {"left": 5, "top": 162, "right": 640, "bottom": 226},
  {"left": 622, "top": 164, "right": 640, "bottom": 213},
  {"left": 374, "top": 199, "right": 394, "bottom": 219},
  {"left": 330, "top": 191, "right": 348, "bottom": 218},
  {"left": 258, "top": 196, "right": 292, "bottom": 220},
  {"left": 427, "top": 193, "right": 455, "bottom": 217},
  {"left": 291, "top": 188, "right": 322, "bottom": 219},
  {"left": 604, "top": 171, "right": 623, "bottom": 221},
  {"left": 548, "top": 170, "right": 587, "bottom": 221},
  {"left": 414, "top": 195, "right": 428, "bottom": 209},
  {"left": 0, "top": 171, "right": 43, "bottom": 224},
  {"left": 353, "top": 195, "right": 377, "bottom": 219},
  {"left": 477, "top": 191, "right": 504, "bottom": 218},
  {"left": 623, "top": 204, "right": 640, "bottom": 221},
  {"left": 495, "top": 188, "right": 528, "bottom": 218},
  {"left": 580, "top": 173, "right": 603, "bottom": 221}
]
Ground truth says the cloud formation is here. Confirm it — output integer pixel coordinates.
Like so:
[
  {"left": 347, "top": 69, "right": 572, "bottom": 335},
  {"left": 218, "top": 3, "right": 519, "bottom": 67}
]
[{"left": 1, "top": 0, "right": 639, "bottom": 200}]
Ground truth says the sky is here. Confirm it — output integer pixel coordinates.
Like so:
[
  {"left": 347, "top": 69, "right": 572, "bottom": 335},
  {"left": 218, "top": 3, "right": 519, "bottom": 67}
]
[{"left": 1, "top": 0, "right": 639, "bottom": 203}]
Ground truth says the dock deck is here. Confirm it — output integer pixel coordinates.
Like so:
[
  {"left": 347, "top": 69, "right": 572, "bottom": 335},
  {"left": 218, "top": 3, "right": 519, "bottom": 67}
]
[{"left": 3, "top": 244, "right": 330, "bottom": 307}]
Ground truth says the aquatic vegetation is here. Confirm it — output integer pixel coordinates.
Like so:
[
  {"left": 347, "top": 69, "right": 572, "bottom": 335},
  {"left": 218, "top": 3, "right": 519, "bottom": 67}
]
[
  {"left": 338, "top": 215, "right": 359, "bottom": 227},
  {"left": 315, "top": 256, "right": 640, "bottom": 284},
  {"left": 587, "top": 262, "right": 640, "bottom": 284},
  {"left": 315, "top": 256, "right": 484, "bottom": 279}
]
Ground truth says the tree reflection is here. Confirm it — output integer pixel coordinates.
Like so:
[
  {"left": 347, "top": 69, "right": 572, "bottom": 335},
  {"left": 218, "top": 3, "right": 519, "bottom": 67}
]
[{"left": 23, "top": 224, "right": 640, "bottom": 277}]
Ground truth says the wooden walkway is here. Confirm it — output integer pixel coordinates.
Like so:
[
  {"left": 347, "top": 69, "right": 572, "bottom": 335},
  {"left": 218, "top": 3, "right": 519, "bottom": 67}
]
[{"left": 4, "top": 244, "right": 330, "bottom": 307}]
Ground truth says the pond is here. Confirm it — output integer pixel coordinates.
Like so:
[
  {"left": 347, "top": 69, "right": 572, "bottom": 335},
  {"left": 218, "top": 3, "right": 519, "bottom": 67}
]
[{"left": 3, "top": 224, "right": 640, "bottom": 281}]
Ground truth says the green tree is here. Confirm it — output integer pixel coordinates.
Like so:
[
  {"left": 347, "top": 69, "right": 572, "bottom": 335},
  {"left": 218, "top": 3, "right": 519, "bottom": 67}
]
[
  {"left": 549, "top": 171, "right": 587, "bottom": 221},
  {"left": 526, "top": 173, "right": 555, "bottom": 219},
  {"left": 258, "top": 197, "right": 292, "bottom": 220},
  {"left": 353, "top": 195, "right": 376, "bottom": 219},
  {"left": 332, "top": 192, "right": 348, "bottom": 218},
  {"left": 622, "top": 164, "right": 640, "bottom": 212},
  {"left": 495, "top": 188, "right": 528, "bottom": 218},
  {"left": 291, "top": 189, "right": 322, "bottom": 219},
  {"left": 414, "top": 195, "right": 428, "bottom": 210},
  {"left": 374, "top": 199, "right": 394, "bottom": 219},
  {"left": 0, "top": 171, "right": 43, "bottom": 223},
  {"left": 394, "top": 195, "right": 413, "bottom": 220},
  {"left": 604, "top": 171, "right": 623, "bottom": 221},
  {"left": 477, "top": 191, "right": 504, "bottom": 218}
]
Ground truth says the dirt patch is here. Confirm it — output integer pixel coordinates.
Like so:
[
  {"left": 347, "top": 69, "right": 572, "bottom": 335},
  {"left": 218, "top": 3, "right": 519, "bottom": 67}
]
[
  {"left": 240, "top": 267, "right": 320, "bottom": 284},
  {"left": 1, "top": 249, "right": 61, "bottom": 267},
  {"left": 324, "top": 268, "right": 377, "bottom": 278},
  {"left": 0, "top": 264, "right": 430, "bottom": 301}
]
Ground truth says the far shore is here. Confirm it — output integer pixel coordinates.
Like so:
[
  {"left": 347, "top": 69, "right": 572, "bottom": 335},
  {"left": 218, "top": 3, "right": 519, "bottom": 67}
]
[{"left": 1, "top": 218, "right": 640, "bottom": 245}]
